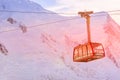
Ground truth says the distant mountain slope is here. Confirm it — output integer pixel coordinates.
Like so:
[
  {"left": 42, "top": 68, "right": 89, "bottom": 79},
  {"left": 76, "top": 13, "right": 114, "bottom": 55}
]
[{"left": 0, "top": 0, "right": 44, "bottom": 11}]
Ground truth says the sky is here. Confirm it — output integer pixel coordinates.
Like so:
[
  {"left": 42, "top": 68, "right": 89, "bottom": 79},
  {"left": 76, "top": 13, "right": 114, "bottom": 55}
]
[{"left": 30, "top": 0, "right": 120, "bottom": 24}]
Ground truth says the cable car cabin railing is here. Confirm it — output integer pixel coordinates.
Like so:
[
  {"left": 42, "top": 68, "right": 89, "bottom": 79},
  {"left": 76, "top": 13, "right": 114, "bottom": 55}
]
[{"left": 73, "top": 42, "right": 105, "bottom": 62}]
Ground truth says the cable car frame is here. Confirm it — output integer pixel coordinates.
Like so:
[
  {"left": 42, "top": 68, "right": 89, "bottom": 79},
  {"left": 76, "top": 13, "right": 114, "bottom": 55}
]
[{"left": 73, "top": 11, "right": 105, "bottom": 62}]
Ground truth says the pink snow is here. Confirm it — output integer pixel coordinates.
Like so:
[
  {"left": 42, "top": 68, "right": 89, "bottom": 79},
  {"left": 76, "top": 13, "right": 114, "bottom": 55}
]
[{"left": 0, "top": 0, "right": 120, "bottom": 80}]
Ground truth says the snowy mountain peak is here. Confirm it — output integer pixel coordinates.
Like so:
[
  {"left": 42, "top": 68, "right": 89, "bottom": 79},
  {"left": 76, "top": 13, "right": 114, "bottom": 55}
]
[{"left": 0, "top": 0, "right": 45, "bottom": 11}]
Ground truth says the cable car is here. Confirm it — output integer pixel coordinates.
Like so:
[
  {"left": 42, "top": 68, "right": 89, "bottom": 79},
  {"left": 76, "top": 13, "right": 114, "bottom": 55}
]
[
  {"left": 73, "top": 11, "right": 105, "bottom": 62},
  {"left": 73, "top": 42, "right": 105, "bottom": 62}
]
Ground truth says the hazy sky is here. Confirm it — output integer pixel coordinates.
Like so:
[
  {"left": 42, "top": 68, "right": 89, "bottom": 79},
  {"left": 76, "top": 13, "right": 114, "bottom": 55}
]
[{"left": 30, "top": 0, "right": 120, "bottom": 24}]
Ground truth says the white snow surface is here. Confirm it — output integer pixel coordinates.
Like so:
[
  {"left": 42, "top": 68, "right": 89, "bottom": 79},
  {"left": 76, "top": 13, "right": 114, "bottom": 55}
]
[{"left": 0, "top": 0, "right": 120, "bottom": 80}]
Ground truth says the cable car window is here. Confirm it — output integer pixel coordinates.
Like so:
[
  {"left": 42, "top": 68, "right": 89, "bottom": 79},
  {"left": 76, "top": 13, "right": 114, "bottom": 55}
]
[
  {"left": 74, "top": 49, "right": 79, "bottom": 58},
  {"left": 82, "top": 45, "right": 87, "bottom": 57},
  {"left": 78, "top": 46, "right": 82, "bottom": 57},
  {"left": 87, "top": 44, "right": 93, "bottom": 56}
]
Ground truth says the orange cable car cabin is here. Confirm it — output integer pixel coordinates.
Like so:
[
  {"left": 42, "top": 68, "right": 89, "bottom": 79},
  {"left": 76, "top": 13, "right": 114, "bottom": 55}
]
[{"left": 73, "top": 11, "right": 105, "bottom": 62}]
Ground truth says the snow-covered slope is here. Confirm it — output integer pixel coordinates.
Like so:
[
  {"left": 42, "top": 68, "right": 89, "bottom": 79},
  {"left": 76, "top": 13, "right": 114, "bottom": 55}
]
[
  {"left": 0, "top": 0, "right": 65, "bottom": 28},
  {"left": 0, "top": 0, "right": 44, "bottom": 11},
  {"left": 0, "top": 0, "right": 120, "bottom": 80}
]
